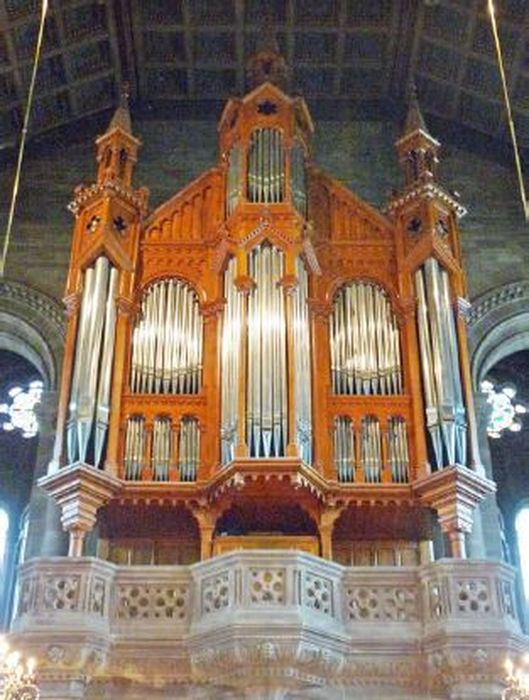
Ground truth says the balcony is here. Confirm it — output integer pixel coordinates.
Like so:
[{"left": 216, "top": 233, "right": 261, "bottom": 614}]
[{"left": 9, "top": 551, "right": 524, "bottom": 698}]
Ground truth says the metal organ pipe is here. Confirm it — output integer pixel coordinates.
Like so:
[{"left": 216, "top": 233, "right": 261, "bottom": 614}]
[
  {"left": 246, "top": 243, "right": 288, "bottom": 457},
  {"left": 67, "top": 256, "right": 119, "bottom": 468},
  {"left": 414, "top": 258, "right": 467, "bottom": 469},
  {"left": 330, "top": 281, "right": 402, "bottom": 395},
  {"left": 333, "top": 414, "right": 409, "bottom": 483},
  {"left": 221, "top": 258, "right": 242, "bottom": 464},
  {"left": 387, "top": 416, "right": 410, "bottom": 483},
  {"left": 292, "top": 257, "right": 312, "bottom": 463},
  {"left": 130, "top": 279, "right": 202, "bottom": 395},
  {"left": 152, "top": 416, "right": 171, "bottom": 481},
  {"left": 179, "top": 416, "right": 199, "bottom": 482},
  {"left": 247, "top": 128, "right": 285, "bottom": 204},
  {"left": 226, "top": 144, "right": 242, "bottom": 215},
  {"left": 291, "top": 142, "right": 307, "bottom": 216},
  {"left": 124, "top": 415, "right": 145, "bottom": 480},
  {"left": 334, "top": 416, "right": 355, "bottom": 483},
  {"left": 362, "top": 415, "right": 382, "bottom": 483},
  {"left": 221, "top": 245, "right": 313, "bottom": 464}
]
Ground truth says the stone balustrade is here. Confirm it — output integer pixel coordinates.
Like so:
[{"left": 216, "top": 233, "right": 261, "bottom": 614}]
[{"left": 9, "top": 552, "right": 525, "bottom": 699}]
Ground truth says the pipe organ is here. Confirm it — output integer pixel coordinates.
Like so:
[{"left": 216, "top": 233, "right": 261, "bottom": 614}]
[
  {"left": 246, "top": 242, "right": 287, "bottom": 457},
  {"left": 247, "top": 128, "right": 285, "bottom": 203},
  {"left": 67, "top": 255, "right": 119, "bottom": 468},
  {"left": 330, "top": 281, "right": 402, "bottom": 396},
  {"left": 130, "top": 279, "right": 202, "bottom": 395},
  {"left": 53, "top": 43, "right": 491, "bottom": 565},
  {"left": 333, "top": 415, "right": 410, "bottom": 484},
  {"left": 124, "top": 414, "right": 200, "bottom": 482},
  {"left": 415, "top": 258, "right": 467, "bottom": 469}
]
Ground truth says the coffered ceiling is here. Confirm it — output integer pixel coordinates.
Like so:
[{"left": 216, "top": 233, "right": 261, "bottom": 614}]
[{"left": 0, "top": 0, "right": 528, "bottom": 152}]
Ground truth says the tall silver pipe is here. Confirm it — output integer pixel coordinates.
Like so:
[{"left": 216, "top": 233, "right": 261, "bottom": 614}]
[
  {"left": 67, "top": 265, "right": 95, "bottom": 462},
  {"left": 440, "top": 269, "right": 467, "bottom": 464},
  {"left": 76, "top": 257, "right": 110, "bottom": 461},
  {"left": 93, "top": 267, "right": 119, "bottom": 467},
  {"left": 221, "top": 258, "right": 241, "bottom": 463},
  {"left": 415, "top": 258, "right": 467, "bottom": 469}
]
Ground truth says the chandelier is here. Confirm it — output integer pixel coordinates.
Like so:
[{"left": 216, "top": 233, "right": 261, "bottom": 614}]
[
  {"left": 0, "top": 380, "right": 43, "bottom": 439},
  {"left": 503, "top": 657, "right": 529, "bottom": 700},
  {"left": 481, "top": 380, "right": 526, "bottom": 439},
  {"left": 0, "top": 636, "right": 39, "bottom": 700}
]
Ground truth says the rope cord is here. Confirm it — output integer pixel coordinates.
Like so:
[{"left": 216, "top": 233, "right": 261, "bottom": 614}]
[
  {"left": 487, "top": 0, "right": 529, "bottom": 221},
  {"left": 0, "top": 0, "right": 49, "bottom": 277}
]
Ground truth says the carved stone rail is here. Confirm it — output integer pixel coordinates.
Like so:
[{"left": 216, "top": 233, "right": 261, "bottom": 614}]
[{"left": 9, "top": 552, "right": 525, "bottom": 698}]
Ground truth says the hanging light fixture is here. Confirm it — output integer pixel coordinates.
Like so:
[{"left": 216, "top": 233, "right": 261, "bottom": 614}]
[
  {"left": 0, "top": 635, "right": 39, "bottom": 699},
  {"left": 481, "top": 380, "right": 526, "bottom": 439},
  {"left": 503, "top": 657, "right": 529, "bottom": 700},
  {"left": 0, "top": 380, "right": 43, "bottom": 439}
]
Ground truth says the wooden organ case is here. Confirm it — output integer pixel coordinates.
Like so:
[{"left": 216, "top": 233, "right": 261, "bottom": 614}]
[{"left": 42, "top": 50, "right": 496, "bottom": 567}]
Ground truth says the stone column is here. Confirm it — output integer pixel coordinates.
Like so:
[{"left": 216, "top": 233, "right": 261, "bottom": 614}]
[
  {"left": 25, "top": 390, "right": 68, "bottom": 559},
  {"left": 471, "top": 391, "right": 503, "bottom": 561}
]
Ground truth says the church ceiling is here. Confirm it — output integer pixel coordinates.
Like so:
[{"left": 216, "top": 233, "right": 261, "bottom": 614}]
[{"left": 0, "top": 0, "right": 528, "bottom": 152}]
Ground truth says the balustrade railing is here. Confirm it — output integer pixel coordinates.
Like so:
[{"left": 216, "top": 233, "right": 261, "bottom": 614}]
[{"left": 13, "top": 553, "right": 519, "bottom": 638}]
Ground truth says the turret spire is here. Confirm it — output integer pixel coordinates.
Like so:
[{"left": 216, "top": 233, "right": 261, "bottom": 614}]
[
  {"left": 246, "top": 26, "right": 289, "bottom": 91},
  {"left": 95, "top": 83, "right": 140, "bottom": 186},
  {"left": 395, "top": 83, "right": 440, "bottom": 187},
  {"left": 107, "top": 83, "right": 132, "bottom": 135},
  {"left": 403, "top": 83, "right": 429, "bottom": 137}
]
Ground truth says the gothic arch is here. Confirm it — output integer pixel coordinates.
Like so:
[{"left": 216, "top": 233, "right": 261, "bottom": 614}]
[
  {"left": 0, "top": 280, "right": 65, "bottom": 389},
  {"left": 468, "top": 280, "right": 529, "bottom": 387}
]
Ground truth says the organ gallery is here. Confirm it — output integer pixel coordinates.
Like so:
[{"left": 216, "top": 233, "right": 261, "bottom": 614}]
[{"left": 11, "top": 41, "right": 524, "bottom": 700}]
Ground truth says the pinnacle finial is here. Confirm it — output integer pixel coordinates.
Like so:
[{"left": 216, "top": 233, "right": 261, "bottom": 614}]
[
  {"left": 403, "top": 81, "right": 429, "bottom": 137},
  {"left": 107, "top": 82, "right": 132, "bottom": 134},
  {"left": 246, "top": 22, "right": 289, "bottom": 91}
]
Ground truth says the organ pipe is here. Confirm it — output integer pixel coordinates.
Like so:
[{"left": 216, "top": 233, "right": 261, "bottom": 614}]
[
  {"left": 330, "top": 281, "right": 402, "bottom": 396},
  {"left": 226, "top": 144, "right": 242, "bottom": 215},
  {"left": 334, "top": 416, "right": 355, "bottom": 483},
  {"left": 246, "top": 243, "right": 288, "bottom": 457},
  {"left": 124, "top": 415, "right": 145, "bottom": 480},
  {"left": 247, "top": 128, "right": 285, "bottom": 204},
  {"left": 179, "top": 416, "right": 199, "bottom": 482},
  {"left": 220, "top": 258, "right": 242, "bottom": 464},
  {"left": 291, "top": 142, "right": 307, "bottom": 216},
  {"left": 387, "top": 416, "right": 410, "bottom": 483},
  {"left": 124, "top": 414, "right": 199, "bottom": 482},
  {"left": 292, "top": 257, "right": 312, "bottom": 463},
  {"left": 333, "top": 415, "right": 410, "bottom": 483},
  {"left": 130, "top": 279, "right": 202, "bottom": 395},
  {"left": 361, "top": 415, "right": 382, "bottom": 483},
  {"left": 415, "top": 258, "right": 467, "bottom": 469},
  {"left": 152, "top": 416, "right": 171, "bottom": 481},
  {"left": 67, "top": 256, "right": 119, "bottom": 468}
]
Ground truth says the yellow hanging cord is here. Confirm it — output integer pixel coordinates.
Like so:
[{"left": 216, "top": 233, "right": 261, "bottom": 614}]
[
  {"left": 0, "top": 0, "right": 49, "bottom": 278},
  {"left": 487, "top": 0, "right": 529, "bottom": 220}
]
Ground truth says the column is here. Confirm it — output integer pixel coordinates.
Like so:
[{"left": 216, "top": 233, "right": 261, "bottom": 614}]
[
  {"left": 471, "top": 391, "right": 503, "bottom": 561},
  {"left": 25, "top": 390, "right": 68, "bottom": 559}
]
